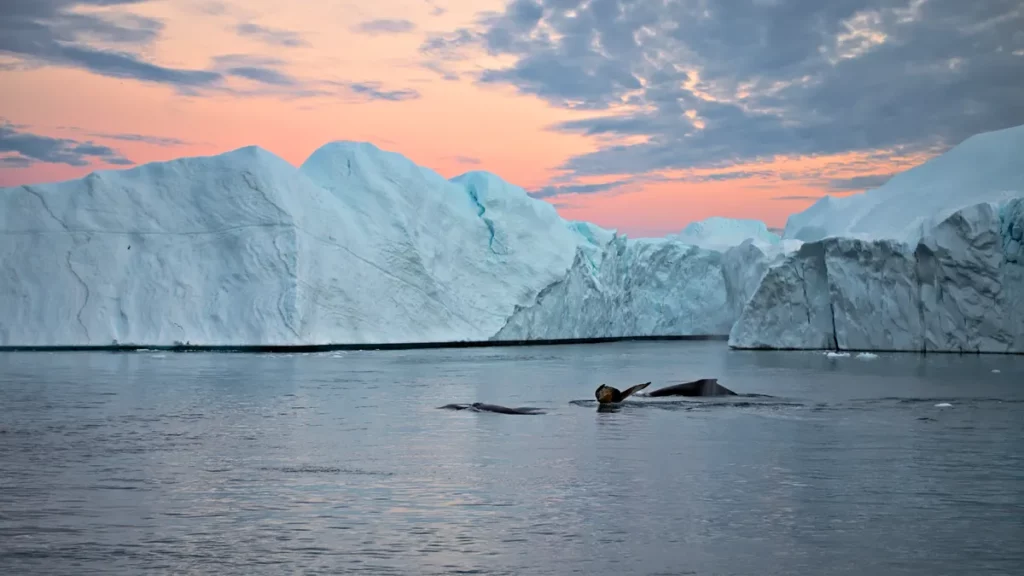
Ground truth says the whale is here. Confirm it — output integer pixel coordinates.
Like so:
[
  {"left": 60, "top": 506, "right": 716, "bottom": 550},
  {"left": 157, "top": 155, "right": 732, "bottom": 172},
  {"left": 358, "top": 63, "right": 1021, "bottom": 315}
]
[
  {"left": 645, "top": 378, "right": 738, "bottom": 397},
  {"left": 438, "top": 403, "right": 546, "bottom": 415}
]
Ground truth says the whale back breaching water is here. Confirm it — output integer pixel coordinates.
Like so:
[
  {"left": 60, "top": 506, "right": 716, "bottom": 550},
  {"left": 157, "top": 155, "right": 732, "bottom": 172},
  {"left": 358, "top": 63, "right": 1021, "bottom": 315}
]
[
  {"left": 594, "top": 379, "right": 739, "bottom": 404},
  {"left": 645, "top": 378, "right": 738, "bottom": 397},
  {"left": 438, "top": 403, "right": 546, "bottom": 415}
]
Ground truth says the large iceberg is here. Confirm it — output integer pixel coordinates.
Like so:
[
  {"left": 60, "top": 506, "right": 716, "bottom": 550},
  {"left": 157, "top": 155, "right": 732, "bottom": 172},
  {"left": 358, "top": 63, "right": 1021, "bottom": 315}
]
[
  {"left": 0, "top": 141, "right": 779, "bottom": 347},
  {"left": 730, "top": 124, "right": 1024, "bottom": 353}
]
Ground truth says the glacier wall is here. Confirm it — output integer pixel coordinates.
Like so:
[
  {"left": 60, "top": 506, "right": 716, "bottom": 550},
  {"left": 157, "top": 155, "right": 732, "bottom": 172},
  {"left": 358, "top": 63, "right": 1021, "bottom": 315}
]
[
  {"left": 0, "top": 147, "right": 329, "bottom": 347},
  {"left": 0, "top": 142, "right": 780, "bottom": 347},
  {"left": 729, "top": 198, "right": 1024, "bottom": 352}
]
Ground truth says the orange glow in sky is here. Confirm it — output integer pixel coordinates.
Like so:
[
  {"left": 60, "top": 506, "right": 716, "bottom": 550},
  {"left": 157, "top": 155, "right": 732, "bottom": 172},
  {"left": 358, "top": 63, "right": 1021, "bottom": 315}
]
[{"left": 0, "top": 0, "right": 936, "bottom": 236}]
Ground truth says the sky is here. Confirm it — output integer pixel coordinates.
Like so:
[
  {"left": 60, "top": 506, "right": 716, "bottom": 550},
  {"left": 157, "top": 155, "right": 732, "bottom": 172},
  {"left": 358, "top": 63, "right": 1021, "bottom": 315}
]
[{"left": 1, "top": 0, "right": 1023, "bottom": 237}]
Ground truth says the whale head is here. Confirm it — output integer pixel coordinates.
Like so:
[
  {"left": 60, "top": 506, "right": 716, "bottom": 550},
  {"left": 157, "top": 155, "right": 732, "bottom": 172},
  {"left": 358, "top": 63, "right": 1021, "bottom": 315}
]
[{"left": 595, "top": 384, "right": 617, "bottom": 404}]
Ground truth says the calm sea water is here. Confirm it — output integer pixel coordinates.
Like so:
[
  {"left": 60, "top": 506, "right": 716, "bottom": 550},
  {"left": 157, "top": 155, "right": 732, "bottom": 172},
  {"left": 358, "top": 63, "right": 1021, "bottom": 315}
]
[{"left": 1, "top": 341, "right": 1023, "bottom": 575}]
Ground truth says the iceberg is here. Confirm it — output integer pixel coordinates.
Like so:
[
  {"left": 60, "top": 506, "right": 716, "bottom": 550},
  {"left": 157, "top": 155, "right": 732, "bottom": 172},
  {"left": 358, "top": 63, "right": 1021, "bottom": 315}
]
[
  {"left": 497, "top": 236, "right": 731, "bottom": 340},
  {"left": 0, "top": 141, "right": 777, "bottom": 347},
  {"left": 492, "top": 217, "right": 796, "bottom": 340},
  {"left": 669, "top": 216, "right": 782, "bottom": 252},
  {"left": 731, "top": 124, "right": 1024, "bottom": 353}
]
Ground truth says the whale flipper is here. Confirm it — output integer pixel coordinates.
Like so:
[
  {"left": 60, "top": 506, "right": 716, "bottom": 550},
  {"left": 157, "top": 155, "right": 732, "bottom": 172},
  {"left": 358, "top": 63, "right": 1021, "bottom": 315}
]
[
  {"left": 619, "top": 382, "right": 651, "bottom": 399},
  {"left": 646, "top": 379, "right": 738, "bottom": 397}
]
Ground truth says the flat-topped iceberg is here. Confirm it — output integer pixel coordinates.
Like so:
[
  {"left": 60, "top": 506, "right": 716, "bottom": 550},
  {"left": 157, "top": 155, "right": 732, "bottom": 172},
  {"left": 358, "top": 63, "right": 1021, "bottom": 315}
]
[{"left": 0, "top": 141, "right": 779, "bottom": 347}]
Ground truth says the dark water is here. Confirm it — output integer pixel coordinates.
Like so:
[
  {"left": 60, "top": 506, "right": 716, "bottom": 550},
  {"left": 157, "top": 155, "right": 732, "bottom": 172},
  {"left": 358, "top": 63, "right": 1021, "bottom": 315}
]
[{"left": 1, "top": 341, "right": 1023, "bottom": 575}]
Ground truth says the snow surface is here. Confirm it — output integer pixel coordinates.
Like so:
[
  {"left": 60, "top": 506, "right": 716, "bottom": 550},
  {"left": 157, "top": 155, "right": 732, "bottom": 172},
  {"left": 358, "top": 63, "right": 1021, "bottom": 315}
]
[
  {"left": 784, "top": 124, "right": 1024, "bottom": 245},
  {"left": 0, "top": 143, "right": 776, "bottom": 346}
]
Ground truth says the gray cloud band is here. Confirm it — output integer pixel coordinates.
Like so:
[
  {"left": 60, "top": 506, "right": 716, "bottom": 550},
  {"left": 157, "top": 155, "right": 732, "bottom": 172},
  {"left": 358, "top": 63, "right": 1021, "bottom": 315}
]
[
  {"left": 422, "top": 0, "right": 1024, "bottom": 187},
  {"left": 1, "top": 121, "right": 132, "bottom": 167},
  {"left": 1, "top": 0, "right": 419, "bottom": 101}
]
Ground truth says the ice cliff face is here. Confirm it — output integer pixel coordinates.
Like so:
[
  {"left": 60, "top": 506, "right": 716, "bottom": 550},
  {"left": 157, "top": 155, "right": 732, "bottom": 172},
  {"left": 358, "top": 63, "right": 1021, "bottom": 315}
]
[
  {"left": 730, "top": 198, "right": 1024, "bottom": 353},
  {"left": 500, "top": 235, "right": 721, "bottom": 339},
  {"left": 494, "top": 230, "right": 793, "bottom": 340},
  {"left": 0, "top": 142, "right": 777, "bottom": 347},
  {"left": 732, "top": 124, "right": 1024, "bottom": 353},
  {"left": 1, "top": 146, "right": 335, "bottom": 347}
]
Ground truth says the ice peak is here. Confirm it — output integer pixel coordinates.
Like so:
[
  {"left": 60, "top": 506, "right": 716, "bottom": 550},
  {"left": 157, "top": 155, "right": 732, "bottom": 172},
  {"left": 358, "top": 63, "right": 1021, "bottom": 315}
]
[
  {"left": 670, "top": 216, "right": 780, "bottom": 252},
  {"left": 450, "top": 171, "right": 531, "bottom": 201},
  {"left": 302, "top": 140, "right": 420, "bottom": 172},
  {"left": 783, "top": 122, "right": 1024, "bottom": 244}
]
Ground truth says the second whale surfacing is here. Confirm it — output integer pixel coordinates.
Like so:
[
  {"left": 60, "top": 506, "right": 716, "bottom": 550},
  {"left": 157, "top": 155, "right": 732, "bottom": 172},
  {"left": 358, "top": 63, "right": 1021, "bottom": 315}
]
[
  {"left": 645, "top": 378, "right": 738, "bottom": 398},
  {"left": 438, "top": 403, "right": 546, "bottom": 415}
]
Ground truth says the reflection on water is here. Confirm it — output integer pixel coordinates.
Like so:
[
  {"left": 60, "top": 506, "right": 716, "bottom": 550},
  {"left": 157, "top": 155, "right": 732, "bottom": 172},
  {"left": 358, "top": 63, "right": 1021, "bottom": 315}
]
[{"left": 1, "top": 342, "right": 1023, "bottom": 575}]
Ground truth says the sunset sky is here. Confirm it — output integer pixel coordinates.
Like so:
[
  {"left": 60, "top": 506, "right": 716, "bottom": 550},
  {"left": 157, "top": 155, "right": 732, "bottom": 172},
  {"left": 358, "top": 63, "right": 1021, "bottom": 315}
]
[{"left": 2, "top": 0, "right": 1022, "bottom": 236}]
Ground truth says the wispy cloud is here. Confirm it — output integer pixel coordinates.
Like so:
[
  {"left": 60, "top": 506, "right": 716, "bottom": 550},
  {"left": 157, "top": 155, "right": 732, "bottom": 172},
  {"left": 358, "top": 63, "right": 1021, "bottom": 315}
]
[
  {"left": 352, "top": 19, "right": 416, "bottom": 35},
  {"left": 424, "top": 0, "right": 446, "bottom": 17},
  {"left": 773, "top": 195, "right": 824, "bottom": 201},
  {"left": 206, "top": 54, "right": 305, "bottom": 91},
  {"left": 0, "top": 155, "right": 35, "bottom": 168},
  {"left": 0, "top": 0, "right": 220, "bottom": 90},
  {"left": 226, "top": 68, "right": 296, "bottom": 86},
  {"left": 191, "top": 0, "right": 231, "bottom": 17},
  {"left": 418, "top": 27, "right": 476, "bottom": 80},
  {"left": 827, "top": 173, "right": 894, "bottom": 192},
  {"left": 531, "top": 168, "right": 780, "bottom": 198},
  {"left": 530, "top": 179, "right": 634, "bottom": 198},
  {"left": 1, "top": 120, "right": 132, "bottom": 167},
  {"left": 87, "top": 132, "right": 190, "bottom": 147},
  {"left": 0, "top": 1, "right": 419, "bottom": 103},
  {"left": 338, "top": 81, "right": 421, "bottom": 102},
  {"left": 236, "top": 22, "right": 307, "bottom": 48}
]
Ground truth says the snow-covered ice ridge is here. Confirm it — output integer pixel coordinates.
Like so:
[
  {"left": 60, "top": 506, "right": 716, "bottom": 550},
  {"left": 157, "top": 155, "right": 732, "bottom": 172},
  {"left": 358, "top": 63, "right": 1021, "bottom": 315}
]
[
  {"left": 670, "top": 217, "right": 783, "bottom": 252},
  {"left": 0, "top": 142, "right": 786, "bottom": 347},
  {"left": 731, "top": 124, "right": 1024, "bottom": 353}
]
